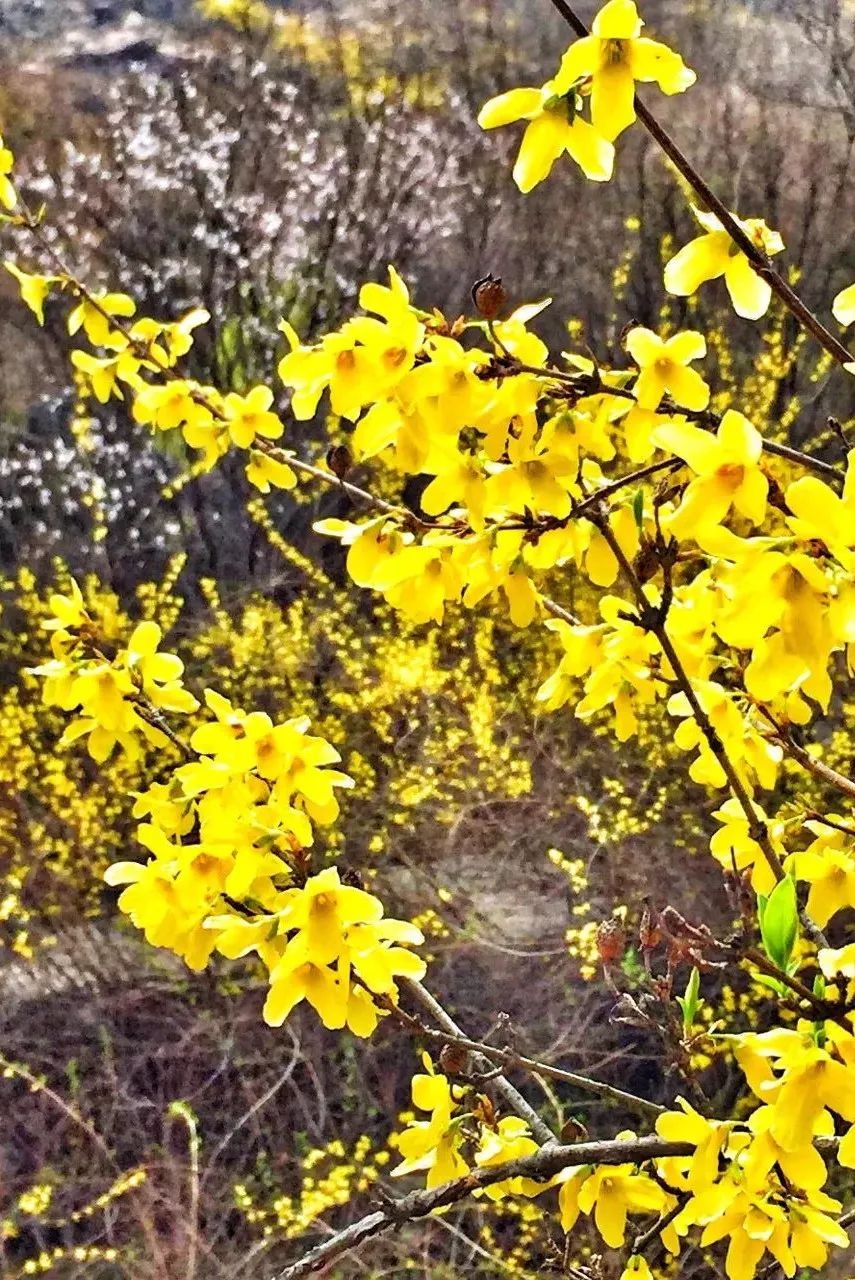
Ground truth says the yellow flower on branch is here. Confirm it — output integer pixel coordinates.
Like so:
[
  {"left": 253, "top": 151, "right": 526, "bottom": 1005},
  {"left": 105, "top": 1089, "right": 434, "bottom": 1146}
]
[
  {"left": 68, "top": 291, "right": 137, "bottom": 347},
  {"left": 474, "top": 1116, "right": 544, "bottom": 1200},
  {"left": 393, "top": 1054, "right": 469, "bottom": 1187},
  {"left": 654, "top": 411, "right": 767, "bottom": 542},
  {"left": 279, "top": 267, "right": 424, "bottom": 420},
  {"left": 70, "top": 348, "right": 143, "bottom": 403},
  {"left": 561, "top": 1158, "right": 667, "bottom": 1248},
  {"left": 222, "top": 385, "right": 284, "bottom": 448},
  {"left": 4, "top": 261, "right": 62, "bottom": 325},
  {"left": 785, "top": 451, "right": 855, "bottom": 571},
  {"left": 275, "top": 866, "right": 383, "bottom": 966},
  {"left": 555, "top": 0, "right": 696, "bottom": 142},
  {"left": 123, "top": 621, "right": 199, "bottom": 715},
  {"left": 625, "top": 327, "right": 709, "bottom": 412},
  {"left": 790, "top": 818, "right": 855, "bottom": 927},
  {"left": 709, "top": 798, "right": 785, "bottom": 895},
  {"left": 263, "top": 950, "right": 351, "bottom": 1030},
  {"left": 655, "top": 1097, "right": 731, "bottom": 1193},
  {"left": 664, "top": 207, "right": 784, "bottom": 320},
  {"left": 477, "top": 80, "right": 614, "bottom": 191},
  {"left": 245, "top": 449, "right": 297, "bottom": 493}
]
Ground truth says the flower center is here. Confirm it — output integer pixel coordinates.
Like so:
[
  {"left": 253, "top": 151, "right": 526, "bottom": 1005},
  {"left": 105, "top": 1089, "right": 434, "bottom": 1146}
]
[
  {"left": 716, "top": 462, "right": 745, "bottom": 486},
  {"left": 384, "top": 346, "right": 408, "bottom": 368},
  {"left": 602, "top": 38, "right": 628, "bottom": 67}
]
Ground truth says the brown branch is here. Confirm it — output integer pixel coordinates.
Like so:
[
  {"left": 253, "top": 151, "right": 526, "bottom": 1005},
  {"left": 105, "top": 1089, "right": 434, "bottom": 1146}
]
[
  {"left": 584, "top": 511, "right": 828, "bottom": 951},
  {"left": 495, "top": 359, "right": 844, "bottom": 485},
  {"left": 759, "top": 709, "right": 855, "bottom": 803},
  {"left": 631, "top": 1196, "right": 687, "bottom": 1255},
  {"left": 804, "top": 810, "right": 855, "bottom": 839},
  {"left": 270, "top": 1135, "right": 694, "bottom": 1280},
  {"left": 742, "top": 948, "right": 850, "bottom": 1028},
  {"left": 544, "top": 0, "right": 855, "bottom": 371}
]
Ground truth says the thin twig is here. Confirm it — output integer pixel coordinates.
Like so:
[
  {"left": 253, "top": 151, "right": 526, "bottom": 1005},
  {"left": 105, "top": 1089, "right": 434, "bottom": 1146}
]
[
  {"left": 402, "top": 979, "right": 557, "bottom": 1145},
  {"left": 395, "top": 985, "right": 664, "bottom": 1118},
  {"left": 759, "top": 707, "right": 855, "bottom": 803}
]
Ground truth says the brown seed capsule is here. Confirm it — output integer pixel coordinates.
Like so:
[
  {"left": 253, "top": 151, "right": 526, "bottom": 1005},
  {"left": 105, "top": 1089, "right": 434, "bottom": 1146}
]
[
  {"left": 639, "top": 902, "right": 661, "bottom": 951},
  {"left": 439, "top": 1043, "right": 470, "bottom": 1077},
  {"left": 472, "top": 1093, "right": 498, "bottom": 1130},
  {"left": 326, "top": 444, "right": 352, "bottom": 481},
  {"left": 471, "top": 273, "right": 508, "bottom": 320},
  {"left": 596, "top": 918, "right": 626, "bottom": 966},
  {"left": 560, "top": 1116, "right": 589, "bottom": 1142},
  {"left": 633, "top": 538, "right": 660, "bottom": 585}
]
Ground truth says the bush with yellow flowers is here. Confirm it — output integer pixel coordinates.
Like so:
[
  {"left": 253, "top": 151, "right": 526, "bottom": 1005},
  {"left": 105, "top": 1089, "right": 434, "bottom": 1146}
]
[{"left": 6, "top": 0, "right": 855, "bottom": 1277}]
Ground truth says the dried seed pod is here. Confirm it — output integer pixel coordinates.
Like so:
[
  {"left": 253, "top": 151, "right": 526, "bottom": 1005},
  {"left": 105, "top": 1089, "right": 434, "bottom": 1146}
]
[
  {"left": 639, "top": 902, "right": 661, "bottom": 951},
  {"left": 471, "top": 273, "right": 508, "bottom": 320},
  {"left": 560, "top": 1116, "right": 589, "bottom": 1142},
  {"left": 472, "top": 1092, "right": 498, "bottom": 1130},
  {"left": 439, "top": 1043, "right": 470, "bottom": 1077},
  {"left": 326, "top": 444, "right": 352, "bottom": 481},
  {"left": 596, "top": 917, "right": 627, "bottom": 966}
]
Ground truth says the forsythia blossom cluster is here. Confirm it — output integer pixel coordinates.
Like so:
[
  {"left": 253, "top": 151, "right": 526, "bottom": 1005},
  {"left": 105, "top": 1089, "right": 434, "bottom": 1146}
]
[
  {"left": 32, "top": 583, "right": 425, "bottom": 1031},
  {"left": 393, "top": 1062, "right": 855, "bottom": 1280},
  {"left": 2, "top": 265, "right": 298, "bottom": 494},
  {"left": 477, "top": 0, "right": 695, "bottom": 190}
]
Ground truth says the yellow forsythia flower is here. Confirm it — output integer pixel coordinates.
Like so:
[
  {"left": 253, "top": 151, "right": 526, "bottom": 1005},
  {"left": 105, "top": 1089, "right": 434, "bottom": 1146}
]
[
  {"left": 477, "top": 80, "right": 614, "bottom": 191},
  {"left": 664, "top": 206, "right": 784, "bottom": 320},
  {"left": 625, "top": 326, "right": 710, "bottom": 412},
  {"left": 556, "top": 0, "right": 695, "bottom": 141}
]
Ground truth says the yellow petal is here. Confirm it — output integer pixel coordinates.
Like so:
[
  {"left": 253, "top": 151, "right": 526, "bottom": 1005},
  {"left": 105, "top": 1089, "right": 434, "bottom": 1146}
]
[
  {"left": 633, "top": 366, "right": 667, "bottom": 410},
  {"left": 630, "top": 37, "right": 695, "bottom": 93},
  {"left": 513, "top": 112, "right": 569, "bottom": 193},
  {"left": 594, "top": 1188, "right": 628, "bottom": 1248},
  {"left": 653, "top": 421, "right": 720, "bottom": 474},
  {"left": 664, "top": 330, "right": 706, "bottom": 364},
  {"left": 585, "top": 530, "right": 619, "bottom": 585},
  {"left": 664, "top": 232, "right": 731, "bottom": 296},
  {"left": 555, "top": 36, "right": 601, "bottom": 89},
  {"left": 724, "top": 252, "right": 772, "bottom": 320},
  {"left": 592, "top": 0, "right": 642, "bottom": 39},
  {"left": 564, "top": 116, "right": 615, "bottom": 182},
  {"left": 733, "top": 468, "right": 768, "bottom": 525},
  {"left": 832, "top": 281, "right": 855, "bottom": 327},
  {"left": 718, "top": 408, "right": 762, "bottom": 463},
  {"left": 477, "top": 87, "right": 544, "bottom": 129},
  {"left": 625, "top": 326, "right": 663, "bottom": 366},
  {"left": 591, "top": 62, "right": 637, "bottom": 140},
  {"left": 664, "top": 363, "right": 709, "bottom": 411}
]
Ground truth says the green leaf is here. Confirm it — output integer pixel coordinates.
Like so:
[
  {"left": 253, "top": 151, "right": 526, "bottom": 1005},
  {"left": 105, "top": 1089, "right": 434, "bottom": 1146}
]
[
  {"left": 632, "top": 488, "right": 645, "bottom": 528},
  {"left": 759, "top": 876, "right": 799, "bottom": 971},
  {"left": 676, "top": 965, "right": 701, "bottom": 1031}
]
